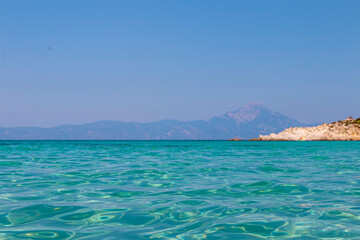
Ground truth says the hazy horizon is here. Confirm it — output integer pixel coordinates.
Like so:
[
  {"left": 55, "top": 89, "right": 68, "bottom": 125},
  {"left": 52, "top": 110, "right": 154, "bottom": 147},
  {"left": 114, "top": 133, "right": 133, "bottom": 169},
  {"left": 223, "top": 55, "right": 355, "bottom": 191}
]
[
  {"left": 1, "top": 0, "right": 359, "bottom": 127},
  {"left": 0, "top": 102, "right": 324, "bottom": 128}
]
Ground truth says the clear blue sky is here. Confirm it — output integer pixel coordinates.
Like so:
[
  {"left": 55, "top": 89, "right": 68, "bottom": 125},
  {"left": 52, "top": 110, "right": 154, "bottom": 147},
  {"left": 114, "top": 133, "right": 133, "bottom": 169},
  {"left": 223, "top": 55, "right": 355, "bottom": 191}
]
[{"left": 1, "top": 0, "right": 359, "bottom": 127}]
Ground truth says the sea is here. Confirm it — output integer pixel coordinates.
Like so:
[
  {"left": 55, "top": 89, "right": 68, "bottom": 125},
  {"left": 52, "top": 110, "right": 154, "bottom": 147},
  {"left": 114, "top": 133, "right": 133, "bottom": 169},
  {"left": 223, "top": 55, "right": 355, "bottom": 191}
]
[{"left": 0, "top": 140, "right": 360, "bottom": 239}]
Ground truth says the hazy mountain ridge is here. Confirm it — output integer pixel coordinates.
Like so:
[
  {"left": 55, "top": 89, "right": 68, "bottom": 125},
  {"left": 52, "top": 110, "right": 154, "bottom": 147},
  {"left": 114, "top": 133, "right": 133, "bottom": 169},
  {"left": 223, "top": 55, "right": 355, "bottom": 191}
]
[{"left": 0, "top": 104, "right": 316, "bottom": 140}]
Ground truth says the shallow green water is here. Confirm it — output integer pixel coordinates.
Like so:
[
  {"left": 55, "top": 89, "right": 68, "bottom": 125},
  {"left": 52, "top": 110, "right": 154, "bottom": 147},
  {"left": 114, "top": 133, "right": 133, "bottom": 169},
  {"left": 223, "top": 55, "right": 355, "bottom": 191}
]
[{"left": 0, "top": 141, "right": 360, "bottom": 239}]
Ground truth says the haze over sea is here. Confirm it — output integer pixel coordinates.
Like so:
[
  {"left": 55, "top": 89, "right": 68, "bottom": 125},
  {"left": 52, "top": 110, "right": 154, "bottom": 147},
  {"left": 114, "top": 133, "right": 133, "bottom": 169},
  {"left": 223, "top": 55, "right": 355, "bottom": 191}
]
[{"left": 1, "top": 140, "right": 360, "bottom": 239}]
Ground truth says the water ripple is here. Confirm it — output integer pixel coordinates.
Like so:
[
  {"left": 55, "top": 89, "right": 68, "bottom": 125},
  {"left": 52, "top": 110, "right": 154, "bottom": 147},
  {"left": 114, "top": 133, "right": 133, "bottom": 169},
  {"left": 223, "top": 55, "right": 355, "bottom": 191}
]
[{"left": 0, "top": 140, "right": 360, "bottom": 239}]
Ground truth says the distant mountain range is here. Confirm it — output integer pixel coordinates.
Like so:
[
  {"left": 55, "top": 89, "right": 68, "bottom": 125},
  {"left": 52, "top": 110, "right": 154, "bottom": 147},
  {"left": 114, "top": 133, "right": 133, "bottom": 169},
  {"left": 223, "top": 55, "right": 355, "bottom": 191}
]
[{"left": 0, "top": 103, "right": 317, "bottom": 140}]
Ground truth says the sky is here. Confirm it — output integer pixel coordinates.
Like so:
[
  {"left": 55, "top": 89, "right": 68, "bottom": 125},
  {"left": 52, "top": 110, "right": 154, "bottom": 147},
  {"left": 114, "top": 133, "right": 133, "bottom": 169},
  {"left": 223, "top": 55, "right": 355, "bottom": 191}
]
[{"left": 1, "top": 0, "right": 359, "bottom": 127}]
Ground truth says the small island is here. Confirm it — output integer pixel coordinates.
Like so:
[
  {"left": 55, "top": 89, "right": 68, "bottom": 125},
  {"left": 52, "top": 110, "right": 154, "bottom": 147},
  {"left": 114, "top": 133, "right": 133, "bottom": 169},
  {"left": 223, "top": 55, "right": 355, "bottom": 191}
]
[
  {"left": 228, "top": 138, "right": 242, "bottom": 141},
  {"left": 254, "top": 118, "right": 360, "bottom": 141}
]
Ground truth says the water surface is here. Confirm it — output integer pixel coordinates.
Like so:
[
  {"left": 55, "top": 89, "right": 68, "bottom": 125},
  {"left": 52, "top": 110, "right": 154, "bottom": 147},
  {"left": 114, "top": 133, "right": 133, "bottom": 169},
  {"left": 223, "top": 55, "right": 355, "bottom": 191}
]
[{"left": 0, "top": 141, "right": 360, "bottom": 239}]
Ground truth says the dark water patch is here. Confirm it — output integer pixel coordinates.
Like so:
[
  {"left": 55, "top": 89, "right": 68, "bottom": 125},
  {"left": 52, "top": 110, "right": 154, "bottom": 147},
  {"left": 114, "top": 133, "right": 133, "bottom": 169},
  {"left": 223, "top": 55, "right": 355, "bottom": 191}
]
[
  {"left": 2, "top": 230, "right": 74, "bottom": 239},
  {"left": 238, "top": 200, "right": 259, "bottom": 205},
  {"left": 259, "top": 165, "right": 284, "bottom": 172},
  {"left": 259, "top": 165, "right": 303, "bottom": 174},
  {"left": 183, "top": 188, "right": 231, "bottom": 197},
  {"left": 176, "top": 200, "right": 205, "bottom": 206},
  {"left": 110, "top": 190, "right": 145, "bottom": 198},
  {"left": 311, "top": 155, "right": 332, "bottom": 161},
  {"left": 9, "top": 196, "right": 47, "bottom": 201},
  {"left": 319, "top": 210, "right": 360, "bottom": 221},
  {"left": 0, "top": 161, "right": 23, "bottom": 166},
  {"left": 59, "top": 171, "right": 119, "bottom": 179},
  {"left": 202, "top": 207, "right": 257, "bottom": 218},
  {"left": 260, "top": 205, "right": 311, "bottom": 217},
  {"left": 60, "top": 208, "right": 129, "bottom": 226},
  {"left": 0, "top": 204, "right": 82, "bottom": 226},
  {"left": 121, "top": 212, "right": 157, "bottom": 225},
  {"left": 162, "top": 162, "right": 193, "bottom": 167},
  {"left": 60, "top": 210, "right": 99, "bottom": 221},
  {"left": 121, "top": 169, "right": 168, "bottom": 175},
  {"left": 163, "top": 145, "right": 192, "bottom": 148},
  {"left": 56, "top": 180, "right": 87, "bottom": 186},
  {"left": 315, "top": 229, "right": 358, "bottom": 238},
  {"left": 251, "top": 184, "right": 309, "bottom": 195},
  {"left": 229, "top": 180, "right": 276, "bottom": 190}
]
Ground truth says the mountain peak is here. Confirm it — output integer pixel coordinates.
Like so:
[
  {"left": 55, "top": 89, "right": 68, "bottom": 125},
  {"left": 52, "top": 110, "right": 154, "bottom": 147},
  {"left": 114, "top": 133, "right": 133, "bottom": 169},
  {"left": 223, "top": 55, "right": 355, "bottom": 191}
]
[
  {"left": 0, "top": 103, "right": 310, "bottom": 140},
  {"left": 222, "top": 103, "right": 269, "bottom": 124}
]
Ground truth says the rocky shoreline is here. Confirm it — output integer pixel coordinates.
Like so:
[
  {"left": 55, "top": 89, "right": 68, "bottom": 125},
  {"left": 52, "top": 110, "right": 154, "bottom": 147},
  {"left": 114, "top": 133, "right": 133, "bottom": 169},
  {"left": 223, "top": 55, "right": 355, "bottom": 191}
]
[{"left": 253, "top": 118, "right": 360, "bottom": 141}]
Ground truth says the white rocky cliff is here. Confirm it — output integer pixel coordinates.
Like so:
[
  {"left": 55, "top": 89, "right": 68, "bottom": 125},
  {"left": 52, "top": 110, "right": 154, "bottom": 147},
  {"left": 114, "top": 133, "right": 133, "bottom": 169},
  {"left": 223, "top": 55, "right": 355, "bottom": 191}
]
[{"left": 256, "top": 119, "right": 360, "bottom": 141}]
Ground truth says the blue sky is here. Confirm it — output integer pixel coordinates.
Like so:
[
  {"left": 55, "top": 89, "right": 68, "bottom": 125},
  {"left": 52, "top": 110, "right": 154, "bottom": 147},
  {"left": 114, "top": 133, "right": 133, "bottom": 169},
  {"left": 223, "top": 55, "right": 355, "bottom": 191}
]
[{"left": 1, "top": 0, "right": 359, "bottom": 127}]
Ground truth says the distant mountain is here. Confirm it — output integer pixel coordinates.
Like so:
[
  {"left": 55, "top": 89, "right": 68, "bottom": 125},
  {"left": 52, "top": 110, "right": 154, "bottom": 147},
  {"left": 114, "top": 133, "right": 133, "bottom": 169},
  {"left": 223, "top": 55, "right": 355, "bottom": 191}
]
[{"left": 0, "top": 103, "right": 317, "bottom": 140}]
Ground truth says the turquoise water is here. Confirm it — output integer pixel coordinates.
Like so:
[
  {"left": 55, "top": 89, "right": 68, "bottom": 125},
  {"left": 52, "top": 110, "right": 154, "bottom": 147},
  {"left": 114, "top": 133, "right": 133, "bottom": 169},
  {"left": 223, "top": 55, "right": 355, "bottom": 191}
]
[{"left": 0, "top": 141, "right": 360, "bottom": 239}]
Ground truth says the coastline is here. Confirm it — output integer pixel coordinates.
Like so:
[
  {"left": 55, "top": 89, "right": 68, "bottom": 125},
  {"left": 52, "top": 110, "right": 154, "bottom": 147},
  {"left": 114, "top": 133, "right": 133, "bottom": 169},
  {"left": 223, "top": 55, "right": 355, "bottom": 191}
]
[{"left": 252, "top": 118, "right": 360, "bottom": 141}]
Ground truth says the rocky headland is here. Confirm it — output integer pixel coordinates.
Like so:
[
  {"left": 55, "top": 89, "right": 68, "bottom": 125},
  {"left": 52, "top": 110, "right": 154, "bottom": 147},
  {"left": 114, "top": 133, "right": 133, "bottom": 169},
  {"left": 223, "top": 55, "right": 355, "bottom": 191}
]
[{"left": 255, "top": 118, "right": 360, "bottom": 141}]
